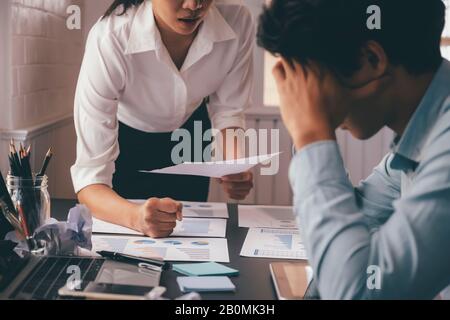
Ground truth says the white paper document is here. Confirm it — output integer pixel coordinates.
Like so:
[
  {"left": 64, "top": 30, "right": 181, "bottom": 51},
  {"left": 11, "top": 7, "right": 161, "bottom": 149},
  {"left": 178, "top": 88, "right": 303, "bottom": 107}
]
[
  {"left": 238, "top": 205, "right": 297, "bottom": 229},
  {"left": 140, "top": 153, "right": 281, "bottom": 178},
  {"left": 92, "top": 235, "right": 230, "bottom": 262},
  {"left": 127, "top": 200, "right": 229, "bottom": 219},
  {"left": 240, "top": 228, "right": 307, "bottom": 260},
  {"left": 174, "top": 218, "right": 227, "bottom": 238},
  {"left": 92, "top": 217, "right": 227, "bottom": 238},
  {"left": 182, "top": 201, "right": 229, "bottom": 219}
]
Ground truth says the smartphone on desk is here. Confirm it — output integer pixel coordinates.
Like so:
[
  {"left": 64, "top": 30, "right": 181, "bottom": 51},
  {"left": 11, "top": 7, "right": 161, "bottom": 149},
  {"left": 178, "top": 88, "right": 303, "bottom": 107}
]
[{"left": 58, "top": 282, "right": 158, "bottom": 300}]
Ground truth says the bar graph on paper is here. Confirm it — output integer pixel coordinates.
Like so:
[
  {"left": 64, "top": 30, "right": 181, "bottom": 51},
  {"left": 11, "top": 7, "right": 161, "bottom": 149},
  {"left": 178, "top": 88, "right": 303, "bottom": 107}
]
[{"left": 240, "top": 228, "right": 308, "bottom": 260}]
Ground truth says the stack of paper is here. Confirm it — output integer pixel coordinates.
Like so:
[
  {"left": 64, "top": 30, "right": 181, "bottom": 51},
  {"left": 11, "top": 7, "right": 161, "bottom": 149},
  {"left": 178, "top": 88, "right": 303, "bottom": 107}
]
[
  {"left": 91, "top": 201, "right": 230, "bottom": 263},
  {"left": 92, "top": 217, "right": 227, "bottom": 238}
]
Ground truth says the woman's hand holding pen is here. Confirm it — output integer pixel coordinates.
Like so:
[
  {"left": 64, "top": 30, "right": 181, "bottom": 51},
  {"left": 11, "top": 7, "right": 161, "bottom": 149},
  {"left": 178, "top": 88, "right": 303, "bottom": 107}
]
[
  {"left": 136, "top": 198, "right": 183, "bottom": 238},
  {"left": 219, "top": 171, "right": 254, "bottom": 201}
]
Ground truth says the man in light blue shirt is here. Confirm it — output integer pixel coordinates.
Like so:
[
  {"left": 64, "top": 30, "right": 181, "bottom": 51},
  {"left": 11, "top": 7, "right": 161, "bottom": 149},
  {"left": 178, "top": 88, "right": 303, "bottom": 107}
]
[{"left": 258, "top": 0, "right": 450, "bottom": 299}]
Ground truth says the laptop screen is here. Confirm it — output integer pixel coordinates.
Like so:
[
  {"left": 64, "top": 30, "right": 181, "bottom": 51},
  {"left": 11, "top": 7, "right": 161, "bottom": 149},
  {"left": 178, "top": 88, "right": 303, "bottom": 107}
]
[{"left": 0, "top": 241, "right": 29, "bottom": 292}]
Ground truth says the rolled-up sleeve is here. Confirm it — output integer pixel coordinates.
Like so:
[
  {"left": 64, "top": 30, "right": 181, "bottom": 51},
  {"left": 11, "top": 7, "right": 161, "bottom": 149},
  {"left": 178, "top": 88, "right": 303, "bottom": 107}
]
[
  {"left": 208, "top": 8, "right": 255, "bottom": 131},
  {"left": 71, "top": 24, "right": 126, "bottom": 194}
]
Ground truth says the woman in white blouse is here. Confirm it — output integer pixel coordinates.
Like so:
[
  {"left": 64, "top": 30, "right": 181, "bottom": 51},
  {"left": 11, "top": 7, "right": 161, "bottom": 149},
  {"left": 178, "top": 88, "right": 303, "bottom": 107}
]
[{"left": 71, "top": 0, "right": 254, "bottom": 238}]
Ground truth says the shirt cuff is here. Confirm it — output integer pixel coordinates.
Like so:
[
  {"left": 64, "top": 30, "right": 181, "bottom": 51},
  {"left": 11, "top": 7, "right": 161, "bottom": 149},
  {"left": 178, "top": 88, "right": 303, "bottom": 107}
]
[
  {"left": 289, "top": 141, "right": 348, "bottom": 196},
  {"left": 210, "top": 114, "right": 246, "bottom": 131}
]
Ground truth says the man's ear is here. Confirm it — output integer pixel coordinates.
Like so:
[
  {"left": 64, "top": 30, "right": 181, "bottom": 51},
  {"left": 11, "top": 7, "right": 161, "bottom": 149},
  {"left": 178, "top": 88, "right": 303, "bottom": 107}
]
[
  {"left": 363, "top": 41, "right": 388, "bottom": 78},
  {"left": 347, "top": 40, "right": 389, "bottom": 88}
]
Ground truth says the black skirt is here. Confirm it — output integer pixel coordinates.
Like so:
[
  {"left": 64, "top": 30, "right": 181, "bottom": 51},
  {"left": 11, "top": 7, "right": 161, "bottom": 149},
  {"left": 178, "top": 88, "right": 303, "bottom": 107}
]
[{"left": 112, "top": 102, "right": 211, "bottom": 202}]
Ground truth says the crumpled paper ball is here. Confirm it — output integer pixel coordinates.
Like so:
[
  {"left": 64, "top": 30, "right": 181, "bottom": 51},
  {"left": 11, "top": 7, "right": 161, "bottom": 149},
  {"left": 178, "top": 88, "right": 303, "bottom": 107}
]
[{"left": 5, "top": 204, "right": 92, "bottom": 256}]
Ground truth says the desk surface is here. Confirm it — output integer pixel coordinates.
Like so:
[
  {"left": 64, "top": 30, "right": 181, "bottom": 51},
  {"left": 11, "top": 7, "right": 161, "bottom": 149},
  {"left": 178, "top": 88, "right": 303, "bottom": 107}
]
[{"left": 52, "top": 199, "right": 297, "bottom": 300}]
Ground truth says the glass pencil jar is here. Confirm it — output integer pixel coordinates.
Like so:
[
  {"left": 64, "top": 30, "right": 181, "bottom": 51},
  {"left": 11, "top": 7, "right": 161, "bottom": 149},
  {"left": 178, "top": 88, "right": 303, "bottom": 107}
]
[{"left": 5, "top": 174, "right": 51, "bottom": 253}]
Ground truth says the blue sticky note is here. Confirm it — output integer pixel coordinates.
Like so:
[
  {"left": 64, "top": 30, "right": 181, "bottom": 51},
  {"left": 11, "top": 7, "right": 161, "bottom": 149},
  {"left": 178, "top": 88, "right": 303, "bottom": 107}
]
[
  {"left": 177, "top": 276, "right": 236, "bottom": 293},
  {"left": 173, "top": 262, "right": 239, "bottom": 277}
]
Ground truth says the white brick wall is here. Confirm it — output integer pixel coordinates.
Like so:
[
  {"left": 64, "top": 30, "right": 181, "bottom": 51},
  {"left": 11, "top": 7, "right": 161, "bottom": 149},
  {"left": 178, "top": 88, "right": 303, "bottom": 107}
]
[
  {"left": 10, "top": 0, "right": 84, "bottom": 129},
  {"left": 0, "top": 0, "right": 85, "bottom": 198},
  {"left": 0, "top": 1, "right": 12, "bottom": 132}
]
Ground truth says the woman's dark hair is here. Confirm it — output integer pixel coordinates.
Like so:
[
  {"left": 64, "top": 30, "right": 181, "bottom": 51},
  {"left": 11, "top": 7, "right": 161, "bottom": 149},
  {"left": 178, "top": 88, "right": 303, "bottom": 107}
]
[
  {"left": 258, "top": 0, "right": 446, "bottom": 76},
  {"left": 103, "top": 0, "right": 145, "bottom": 18}
]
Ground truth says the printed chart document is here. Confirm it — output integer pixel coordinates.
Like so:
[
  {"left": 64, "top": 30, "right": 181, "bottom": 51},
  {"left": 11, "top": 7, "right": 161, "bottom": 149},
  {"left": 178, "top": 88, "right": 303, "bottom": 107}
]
[
  {"left": 127, "top": 201, "right": 229, "bottom": 219},
  {"left": 140, "top": 153, "right": 281, "bottom": 178},
  {"left": 182, "top": 201, "right": 229, "bottom": 219},
  {"left": 238, "top": 205, "right": 297, "bottom": 229},
  {"left": 92, "top": 235, "right": 230, "bottom": 262},
  {"left": 92, "top": 217, "right": 227, "bottom": 238},
  {"left": 240, "top": 228, "right": 307, "bottom": 260}
]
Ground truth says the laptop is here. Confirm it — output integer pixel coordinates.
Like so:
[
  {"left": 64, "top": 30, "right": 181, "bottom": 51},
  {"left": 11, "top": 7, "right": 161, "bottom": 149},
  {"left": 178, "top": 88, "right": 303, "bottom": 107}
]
[{"left": 0, "top": 241, "right": 161, "bottom": 300}]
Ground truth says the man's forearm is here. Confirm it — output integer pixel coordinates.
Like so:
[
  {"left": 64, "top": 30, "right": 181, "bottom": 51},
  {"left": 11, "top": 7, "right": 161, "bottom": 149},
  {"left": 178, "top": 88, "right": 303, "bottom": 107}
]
[
  {"left": 290, "top": 141, "right": 372, "bottom": 299},
  {"left": 289, "top": 140, "right": 450, "bottom": 299}
]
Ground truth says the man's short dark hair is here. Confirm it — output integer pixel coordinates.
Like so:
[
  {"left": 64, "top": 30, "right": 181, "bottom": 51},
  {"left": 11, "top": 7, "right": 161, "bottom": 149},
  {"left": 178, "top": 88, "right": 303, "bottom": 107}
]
[{"left": 257, "top": 0, "right": 446, "bottom": 76}]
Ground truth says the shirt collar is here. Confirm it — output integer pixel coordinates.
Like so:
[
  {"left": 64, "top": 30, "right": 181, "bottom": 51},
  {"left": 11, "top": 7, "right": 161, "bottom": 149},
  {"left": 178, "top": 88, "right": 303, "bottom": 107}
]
[
  {"left": 125, "top": 1, "right": 236, "bottom": 55},
  {"left": 390, "top": 59, "right": 450, "bottom": 171}
]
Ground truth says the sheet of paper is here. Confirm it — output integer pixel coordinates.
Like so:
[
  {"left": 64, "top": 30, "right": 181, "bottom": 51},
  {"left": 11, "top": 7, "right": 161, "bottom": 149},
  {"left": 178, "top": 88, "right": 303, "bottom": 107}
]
[
  {"left": 92, "top": 235, "right": 230, "bottom": 262},
  {"left": 92, "top": 217, "right": 227, "bottom": 238},
  {"left": 238, "top": 205, "right": 297, "bottom": 229},
  {"left": 127, "top": 200, "right": 229, "bottom": 219},
  {"left": 182, "top": 201, "right": 229, "bottom": 219},
  {"left": 240, "top": 228, "right": 307, "bottom": 260},
  {"left": 174, "top": 218, "right": 227, "bottom": 238},
  {"left": 140, "top": 153, "right": 281, "bottom": 178}
]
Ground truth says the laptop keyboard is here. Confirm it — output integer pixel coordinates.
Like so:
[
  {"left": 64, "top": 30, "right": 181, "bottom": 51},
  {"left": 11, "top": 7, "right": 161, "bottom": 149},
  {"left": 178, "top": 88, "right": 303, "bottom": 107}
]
[{"left": 11, "top": 257, "right": 105, "bottom": 300}]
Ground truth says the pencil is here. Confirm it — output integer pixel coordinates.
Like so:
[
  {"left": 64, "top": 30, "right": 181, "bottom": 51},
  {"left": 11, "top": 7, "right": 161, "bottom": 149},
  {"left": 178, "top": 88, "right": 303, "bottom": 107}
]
[
  {"left": 16, "top": 201, "right": 30, "bottom": 238},
  {"left": 38, "top": 148, "right": 53, "bottom": 177},
  {"left": 17, "top": 201, "right": 34, "bottom": 251},
  {"left": 10, "top": 140, "right": 22, "bottom": 177},
  {"left": 8, "top": 151, "right": 17, "bottom": 176},
  {"left": 20, "top": 145, "right": 32, "bottom": 178}
]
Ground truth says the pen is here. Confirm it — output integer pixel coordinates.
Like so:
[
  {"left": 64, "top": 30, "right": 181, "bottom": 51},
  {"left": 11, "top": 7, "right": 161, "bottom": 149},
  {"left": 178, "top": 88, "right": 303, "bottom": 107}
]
[{"left": 97, "top": 250, "right": 171, "bottom": 271}]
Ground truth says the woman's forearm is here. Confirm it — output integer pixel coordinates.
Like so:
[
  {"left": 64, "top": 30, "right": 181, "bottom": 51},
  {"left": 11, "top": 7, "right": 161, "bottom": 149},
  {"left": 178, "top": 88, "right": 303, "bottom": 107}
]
[{"left": 78, "top": 184, "right": 140, "bottom": 231}]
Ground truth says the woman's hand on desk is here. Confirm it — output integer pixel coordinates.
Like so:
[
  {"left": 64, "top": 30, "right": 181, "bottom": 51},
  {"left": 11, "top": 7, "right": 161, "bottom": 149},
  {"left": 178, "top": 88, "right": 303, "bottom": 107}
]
[
  {"left": 218, "top": 171, "right": 254, "bottom": 201},
  {"left": 136, "top": 198, "right": 183, "bottom": 238}
]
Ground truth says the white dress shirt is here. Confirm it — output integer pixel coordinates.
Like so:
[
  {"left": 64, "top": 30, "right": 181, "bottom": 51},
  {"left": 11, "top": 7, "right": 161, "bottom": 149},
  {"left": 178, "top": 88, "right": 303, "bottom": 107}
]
[{"left": 71, "top": 0, "right": 255, "bottom": 194}]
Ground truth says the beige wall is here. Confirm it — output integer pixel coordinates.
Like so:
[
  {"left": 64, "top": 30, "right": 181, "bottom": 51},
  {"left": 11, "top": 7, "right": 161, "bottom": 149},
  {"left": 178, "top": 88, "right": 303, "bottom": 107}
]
[
  {"left": 1, "top": 0, "right": 85, "bottom": 199},
  {"left": 0, "top": 1, "right": 11, "bottom": 132},
  {"left": 84, "top": 0, "right": 111, "bottom": 40},
  {"left": 10, "top": 0, "right": 84, "bottom": 129}
]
